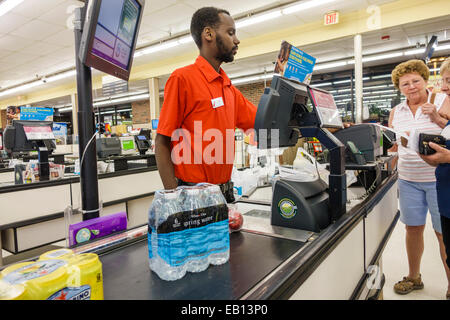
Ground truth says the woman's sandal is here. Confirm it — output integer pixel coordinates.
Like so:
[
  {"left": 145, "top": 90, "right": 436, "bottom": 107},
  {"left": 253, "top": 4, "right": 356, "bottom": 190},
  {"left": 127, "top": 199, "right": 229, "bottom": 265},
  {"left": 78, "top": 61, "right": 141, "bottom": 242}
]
[{"left": 393, "top": 275, "right": 424, "bottom": 295}]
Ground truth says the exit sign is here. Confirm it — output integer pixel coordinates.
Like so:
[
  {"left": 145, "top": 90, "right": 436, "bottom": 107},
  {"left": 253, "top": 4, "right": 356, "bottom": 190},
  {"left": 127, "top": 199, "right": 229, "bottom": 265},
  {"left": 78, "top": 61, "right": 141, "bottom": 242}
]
[{"left": 324, "top": 11, "right": 339, "bottom": 26}]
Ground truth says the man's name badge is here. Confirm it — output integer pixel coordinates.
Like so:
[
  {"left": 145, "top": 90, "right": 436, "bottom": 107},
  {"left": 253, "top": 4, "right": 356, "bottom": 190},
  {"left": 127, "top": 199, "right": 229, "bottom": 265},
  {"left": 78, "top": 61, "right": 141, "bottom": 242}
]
[{"left": 211, "top": 97, "right": 224, "bottom": 109}]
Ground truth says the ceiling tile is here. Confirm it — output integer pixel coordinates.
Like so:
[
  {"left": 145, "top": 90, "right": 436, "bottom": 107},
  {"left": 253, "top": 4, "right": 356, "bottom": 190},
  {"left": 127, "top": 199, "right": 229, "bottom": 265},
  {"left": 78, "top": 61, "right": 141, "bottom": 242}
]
[
  {"left": 0, "top": 12, "right": 33, "bottom": 35},
  {"left": 143, "top": 0, "right": 178, "bottom": 15},
  {"left": 38, "top": 0, "right": 85, "bottom": 28},
  {"left": 10, "top": 19, "right": 65, "bottom": 41},
  {"left": 41, "top": 29, "right": 77, "bottom": 47},
  {"left": 19, "top": 41, "right": 66, "bottom": 57},
  {"left": 0, "top": 34, "right": 36, "bottom": 51},
  {"left": 11, "top": 0, "right": 68, "bottom": 18}
]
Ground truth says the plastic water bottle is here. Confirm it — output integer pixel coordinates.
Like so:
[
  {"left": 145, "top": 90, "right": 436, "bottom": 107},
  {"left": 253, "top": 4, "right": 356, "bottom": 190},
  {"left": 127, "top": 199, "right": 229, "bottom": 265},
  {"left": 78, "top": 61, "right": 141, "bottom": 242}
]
[
  {"left": 148, "top": 189, "right": 187, "bottom": 281},
  {"left": 200, "top": 183, "right": 230, "bottom": 266},
  {"left": 180, "top": 186, "right": 210, "bottom": 273}
]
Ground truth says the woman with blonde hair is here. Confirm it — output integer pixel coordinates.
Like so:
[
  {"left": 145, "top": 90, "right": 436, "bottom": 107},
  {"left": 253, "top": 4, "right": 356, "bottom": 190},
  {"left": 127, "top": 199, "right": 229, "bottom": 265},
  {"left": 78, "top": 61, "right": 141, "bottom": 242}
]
[{"left": 388, "top": 59, "right": 450, "bottom": 298}]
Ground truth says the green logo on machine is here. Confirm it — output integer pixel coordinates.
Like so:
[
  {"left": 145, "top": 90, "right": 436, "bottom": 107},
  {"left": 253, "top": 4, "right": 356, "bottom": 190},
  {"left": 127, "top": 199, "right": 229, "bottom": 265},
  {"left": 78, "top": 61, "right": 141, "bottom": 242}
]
[{"left": 278, "top": 198, "right": 297, "bottom": 219}]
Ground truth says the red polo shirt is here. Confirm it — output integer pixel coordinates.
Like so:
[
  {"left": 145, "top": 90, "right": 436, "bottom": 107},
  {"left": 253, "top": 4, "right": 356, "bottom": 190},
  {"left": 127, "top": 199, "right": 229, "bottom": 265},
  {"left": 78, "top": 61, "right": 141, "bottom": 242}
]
[{"left": 157, "top": 56, "right": 257, "bottom": 184}]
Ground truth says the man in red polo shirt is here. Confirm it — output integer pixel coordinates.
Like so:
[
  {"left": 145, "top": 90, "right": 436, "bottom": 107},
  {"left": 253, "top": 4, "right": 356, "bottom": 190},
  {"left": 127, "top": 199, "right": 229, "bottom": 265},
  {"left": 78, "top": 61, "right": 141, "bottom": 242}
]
[{"left": 155, "top": 7, "right": 257, "bottom": 202}]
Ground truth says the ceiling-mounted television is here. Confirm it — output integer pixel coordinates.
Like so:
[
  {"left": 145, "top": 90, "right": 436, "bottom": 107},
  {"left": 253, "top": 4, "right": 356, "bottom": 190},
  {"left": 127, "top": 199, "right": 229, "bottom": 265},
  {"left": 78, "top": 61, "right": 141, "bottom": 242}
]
[{"left": 79, "top": 0, "right": 145, "bottom": 81}]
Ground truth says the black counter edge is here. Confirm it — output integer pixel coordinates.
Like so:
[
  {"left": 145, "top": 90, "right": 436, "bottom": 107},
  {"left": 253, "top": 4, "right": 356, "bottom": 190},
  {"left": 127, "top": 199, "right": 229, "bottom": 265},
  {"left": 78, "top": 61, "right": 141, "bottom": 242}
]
[
  {"left": 0, "top": 165, "right": 158, "bottom": 194},
  {"left": 349, "top": 210, "right": 400, "bottom": 300},
  {"left": 0, "top": 192, "right": 155, "bottom": 231},
  {"left": 242, "top": 172, "right": 398, "bottom": 300}
]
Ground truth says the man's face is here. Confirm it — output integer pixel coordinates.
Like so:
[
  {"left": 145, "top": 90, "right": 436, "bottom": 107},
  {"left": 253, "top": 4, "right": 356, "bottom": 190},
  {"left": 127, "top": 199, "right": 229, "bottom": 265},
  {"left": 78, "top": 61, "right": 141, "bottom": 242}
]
[{"left": 214, "top": 13, "right": 240, "bottom": 63}]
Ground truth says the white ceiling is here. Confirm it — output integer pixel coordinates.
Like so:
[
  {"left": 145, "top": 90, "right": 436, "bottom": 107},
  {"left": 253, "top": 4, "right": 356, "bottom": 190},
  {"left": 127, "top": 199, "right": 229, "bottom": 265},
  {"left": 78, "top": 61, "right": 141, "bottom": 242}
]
[{"left": 0, "top": 0, "right": 449, "bottom": 104}]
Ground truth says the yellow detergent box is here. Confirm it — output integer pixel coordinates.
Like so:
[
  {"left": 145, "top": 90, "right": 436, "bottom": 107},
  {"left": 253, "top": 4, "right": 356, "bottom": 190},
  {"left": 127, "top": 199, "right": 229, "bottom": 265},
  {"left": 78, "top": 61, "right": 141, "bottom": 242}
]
[{"left": 0, "top": 249, "right": 103, "bottom": 300}]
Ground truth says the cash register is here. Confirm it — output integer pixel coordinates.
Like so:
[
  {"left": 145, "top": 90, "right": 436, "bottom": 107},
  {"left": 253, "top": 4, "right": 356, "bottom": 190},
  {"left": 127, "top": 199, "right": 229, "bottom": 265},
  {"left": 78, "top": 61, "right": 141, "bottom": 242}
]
[
  {"left": 3, "top": 120, "right": 56, "bottom": 181},
  {"left": 254, "top": 76, "right": 346, "bottom": 232}
]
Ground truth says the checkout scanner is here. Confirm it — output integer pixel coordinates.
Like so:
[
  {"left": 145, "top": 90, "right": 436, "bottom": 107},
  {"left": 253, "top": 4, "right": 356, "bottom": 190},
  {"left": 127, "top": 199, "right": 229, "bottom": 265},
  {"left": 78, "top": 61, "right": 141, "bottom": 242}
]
[
  {"left": 254, "top": 76, "right": 346, "bottom": 233},
  {"left": 3, "top": 120, "right": 56, "bottom": 181},
  {"left": 134, "top": 129, "right": 152, "bottom": 155},
  {"left": 96, "top": 137, "right": 121, "bottom": 158}
]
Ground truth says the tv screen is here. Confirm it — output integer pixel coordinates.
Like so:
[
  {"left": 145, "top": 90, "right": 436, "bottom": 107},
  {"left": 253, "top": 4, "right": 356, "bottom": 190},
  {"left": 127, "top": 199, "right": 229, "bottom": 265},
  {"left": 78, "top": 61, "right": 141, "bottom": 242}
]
[{"left": 80, "top": 0, "right": 145, "bottom": 81}]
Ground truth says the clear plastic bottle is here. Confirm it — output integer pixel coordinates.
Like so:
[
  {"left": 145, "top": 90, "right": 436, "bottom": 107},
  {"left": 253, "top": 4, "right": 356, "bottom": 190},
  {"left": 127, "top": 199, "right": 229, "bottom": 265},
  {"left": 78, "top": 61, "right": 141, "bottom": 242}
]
[
  {"left": 180, "top": 186, "right": 210, "bottom": 273},
  {"left": 148, "top": 189, "right": 186, "bottom": 281},
  {"left": 200, "top": 183, "right": 230, "bottom": 266}
]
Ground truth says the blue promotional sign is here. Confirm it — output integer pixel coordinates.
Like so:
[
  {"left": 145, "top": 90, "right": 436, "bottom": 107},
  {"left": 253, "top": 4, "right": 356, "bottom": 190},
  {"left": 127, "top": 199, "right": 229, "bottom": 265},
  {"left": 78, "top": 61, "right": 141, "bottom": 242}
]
[
  {"left": 19, "top": 107, "right": 54, "bottom": 121},
  {"left": 274, "top": 41, "right": 316, "bottom": 84},
  {"left": 151, "top": 119, "right": 159, "bottom": 130},
  {"left": 53, "top": 123, "right": 68, "bottom": 137}
]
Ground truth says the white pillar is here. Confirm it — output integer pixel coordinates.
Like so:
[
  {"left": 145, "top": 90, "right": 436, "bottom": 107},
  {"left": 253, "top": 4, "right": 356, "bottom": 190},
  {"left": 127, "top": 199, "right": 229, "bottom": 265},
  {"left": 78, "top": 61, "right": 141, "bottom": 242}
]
[{"left": 354, "top": 34, "right": 363, "bottom": 124}]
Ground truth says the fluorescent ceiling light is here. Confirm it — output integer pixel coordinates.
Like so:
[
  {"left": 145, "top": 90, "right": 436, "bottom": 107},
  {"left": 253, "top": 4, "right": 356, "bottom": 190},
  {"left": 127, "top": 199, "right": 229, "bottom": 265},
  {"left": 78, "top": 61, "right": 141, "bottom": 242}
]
[
  {"left": 0, "top": 0, "right": 24, "bottom": 18},
  {"left": 232, "top": 73, "right": 273, "bottom": 85},
  {"left": 94, "top": 93, "right": 149, "bottom": 107},
  {"left": 236, "top": 10, "right": 282, "bottom": 28},
  {"left": 363, "top": 52, "right": 403, "bottom": 62},
  {"left": 311, "top": 82, "right": 332, "bottom": 87},
  {"left": 0, "top": 80, "right": 41, "bottom": 98},
  {"left": 435, "top": 44, "right": 450, "bottom": 51},
  {"left": 46, "top": 70, "right": 77, "bottom": 83},
  {"left": 404, "top": 48, "right": 425, "bottom": 55},
  {"left": 59, "top": 107, "right": 73, "bottom": 112},
  {"left": 333, "top": 79, "right": 351, "bottom": 84},
  {"left": 314, "top": 61, "right": 348, "bottom": 71},
  {"left": 371, "top": 74, "right": 391, "bottom": 79},
  {"left": 282, "top": 0, "right": 337, "bottom": 15}
]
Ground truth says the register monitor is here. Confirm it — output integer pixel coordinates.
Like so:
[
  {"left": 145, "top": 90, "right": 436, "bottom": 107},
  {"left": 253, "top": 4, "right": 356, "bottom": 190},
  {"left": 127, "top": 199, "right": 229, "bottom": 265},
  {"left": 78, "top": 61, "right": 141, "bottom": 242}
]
[
  {"left": 119, "top": 136, "right": 136, "bottom": 155},
  {"left": 79, "top": 0, "right": 145, "bottom": 81},
  {"left": 254, "top": 76, "right": 346, "bottom": 231},
  {"left": 254, "top": 75, "right": 343, "bottom": 149},
  {"left": 3, "top": 120, "right": 56, "bottom": 154}
]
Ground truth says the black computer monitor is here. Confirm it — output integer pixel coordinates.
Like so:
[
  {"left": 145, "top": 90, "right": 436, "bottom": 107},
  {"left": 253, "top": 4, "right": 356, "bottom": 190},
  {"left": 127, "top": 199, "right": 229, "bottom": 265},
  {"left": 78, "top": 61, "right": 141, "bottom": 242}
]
[
  {"left": 139, "top": 128, "right": 151, "bottom": 140},
  {"left": 79, "top": 0, "right": 145, "bottom": 81},
  {"left": 4, "top": 120, "right": 55, "bottom": 153},
  {"left": 254, "top": 76, "right": 343, "bottom": 149}
]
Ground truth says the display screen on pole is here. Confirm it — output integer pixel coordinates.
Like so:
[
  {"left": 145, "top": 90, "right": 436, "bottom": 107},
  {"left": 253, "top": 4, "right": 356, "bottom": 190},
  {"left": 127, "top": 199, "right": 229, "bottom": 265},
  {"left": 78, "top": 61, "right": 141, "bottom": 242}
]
[
  {"left": 80, "top": 0, "right": 145, "bottom": 81},
  {"left": 308, "top": 88, "right": 343, "bottom": 128}
]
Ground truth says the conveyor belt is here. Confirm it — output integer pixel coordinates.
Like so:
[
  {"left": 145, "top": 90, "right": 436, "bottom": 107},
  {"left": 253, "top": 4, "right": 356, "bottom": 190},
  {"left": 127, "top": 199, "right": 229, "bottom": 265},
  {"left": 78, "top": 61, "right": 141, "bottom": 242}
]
[{"left": 100, "top": 231, "right": 304, "bottom": 300}]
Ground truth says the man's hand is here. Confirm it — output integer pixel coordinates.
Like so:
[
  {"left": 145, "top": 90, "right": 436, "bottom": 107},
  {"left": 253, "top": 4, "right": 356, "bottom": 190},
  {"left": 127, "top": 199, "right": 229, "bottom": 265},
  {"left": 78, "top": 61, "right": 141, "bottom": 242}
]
[{"left": 419, "top": 142, "right": 450, "bottom": 167}]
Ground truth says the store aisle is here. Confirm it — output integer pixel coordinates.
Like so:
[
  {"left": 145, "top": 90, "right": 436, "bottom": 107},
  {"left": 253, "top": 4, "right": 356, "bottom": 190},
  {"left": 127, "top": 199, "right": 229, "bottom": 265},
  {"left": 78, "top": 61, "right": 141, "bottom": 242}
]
[{"left": 382, "top": 214, "right": 449, "bottom": 300}]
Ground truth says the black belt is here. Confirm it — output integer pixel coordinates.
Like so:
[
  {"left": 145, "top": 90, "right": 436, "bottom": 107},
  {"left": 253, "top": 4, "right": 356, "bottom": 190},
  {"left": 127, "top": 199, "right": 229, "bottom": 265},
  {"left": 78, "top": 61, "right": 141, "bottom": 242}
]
[{"left": 177, "top": 179, "right": 235, "bottom": 203}]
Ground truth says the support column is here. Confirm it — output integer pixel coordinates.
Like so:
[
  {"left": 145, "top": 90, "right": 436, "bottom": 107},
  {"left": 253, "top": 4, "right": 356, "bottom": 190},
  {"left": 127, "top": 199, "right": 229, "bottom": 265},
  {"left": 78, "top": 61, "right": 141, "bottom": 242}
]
[
  {"left": 354, "top": 34, "right": 363, "bottom": 124},
  {"left": 71, "top": 93, "right": 79, "bottom": 138},
  {"left": 148, "top": 77, "right": 160, "bottom": 140}
]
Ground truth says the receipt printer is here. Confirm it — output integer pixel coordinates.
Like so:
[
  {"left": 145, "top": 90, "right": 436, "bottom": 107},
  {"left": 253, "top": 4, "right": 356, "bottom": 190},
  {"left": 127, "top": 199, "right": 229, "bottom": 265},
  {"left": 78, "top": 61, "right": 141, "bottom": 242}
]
[{"left": 334, "top": 124, "right": 382, "bottom": 162}]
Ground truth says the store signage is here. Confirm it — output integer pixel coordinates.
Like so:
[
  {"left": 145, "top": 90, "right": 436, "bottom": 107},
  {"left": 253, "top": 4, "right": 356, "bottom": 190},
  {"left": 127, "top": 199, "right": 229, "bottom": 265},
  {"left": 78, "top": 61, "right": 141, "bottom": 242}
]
[
  {"left": 19, "top": 106, "right": 53, "bottom": 121},
  {"left": 274, "top": 40, "right": 316, "bottom": 84},
  {"left": 324, "top": 11, "right": 339, "bottom": 26}
]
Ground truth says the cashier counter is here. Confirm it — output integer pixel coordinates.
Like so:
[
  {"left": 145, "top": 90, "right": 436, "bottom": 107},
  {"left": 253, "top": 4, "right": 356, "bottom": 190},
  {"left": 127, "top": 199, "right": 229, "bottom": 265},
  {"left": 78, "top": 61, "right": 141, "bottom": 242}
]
[
  {"left": 0, "top": 124, "right": 158, "bottom": 263},
  {"left": 1, "top": 77, "right": 399, "bottom": 300}
]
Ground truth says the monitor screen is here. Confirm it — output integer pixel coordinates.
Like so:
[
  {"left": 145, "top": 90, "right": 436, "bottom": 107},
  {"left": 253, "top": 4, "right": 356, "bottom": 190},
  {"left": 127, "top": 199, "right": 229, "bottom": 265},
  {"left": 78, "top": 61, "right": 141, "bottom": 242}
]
[
  {"left": 121, "top": 138, "right": 135, "bottom": 150},
  {"left": 308, "top": 88, "right": 343, "bottom": 128},
  {"left": 137, "top": 135, "right": 146, "bottom": 141},
  {"left": 23, "top": 125, "right": 55, "bottom": 140},
  {"left": 80, "top": 0, "right": 145, "bottom": 81}
]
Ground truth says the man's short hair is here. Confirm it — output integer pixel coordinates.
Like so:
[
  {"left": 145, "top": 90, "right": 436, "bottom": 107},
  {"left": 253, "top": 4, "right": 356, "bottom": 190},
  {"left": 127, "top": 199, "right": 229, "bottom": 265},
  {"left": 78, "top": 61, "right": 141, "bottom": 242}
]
[{"left": 190, "top": 7, "right": 230, "bottom": 49}]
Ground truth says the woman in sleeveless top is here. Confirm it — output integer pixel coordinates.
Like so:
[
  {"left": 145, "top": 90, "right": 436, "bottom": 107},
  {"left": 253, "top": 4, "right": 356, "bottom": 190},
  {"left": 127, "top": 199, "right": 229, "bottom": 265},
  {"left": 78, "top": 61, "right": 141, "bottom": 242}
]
[{"left": 388, "top": 59, "right": 450, "bottom": 298}]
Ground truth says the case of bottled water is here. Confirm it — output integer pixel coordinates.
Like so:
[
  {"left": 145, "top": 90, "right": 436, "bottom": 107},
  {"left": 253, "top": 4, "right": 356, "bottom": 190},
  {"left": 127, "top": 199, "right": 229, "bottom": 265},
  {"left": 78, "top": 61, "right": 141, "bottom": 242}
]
[{"left": 148, "top": 183, "right": 230, "bottom": 281}]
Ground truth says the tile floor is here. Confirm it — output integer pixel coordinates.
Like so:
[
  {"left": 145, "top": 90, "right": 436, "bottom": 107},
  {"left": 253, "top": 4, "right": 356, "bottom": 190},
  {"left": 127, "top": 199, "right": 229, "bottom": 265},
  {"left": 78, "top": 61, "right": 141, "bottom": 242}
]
[{"left": 382, "top": 214, "right": 449, "bottom": 300}]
